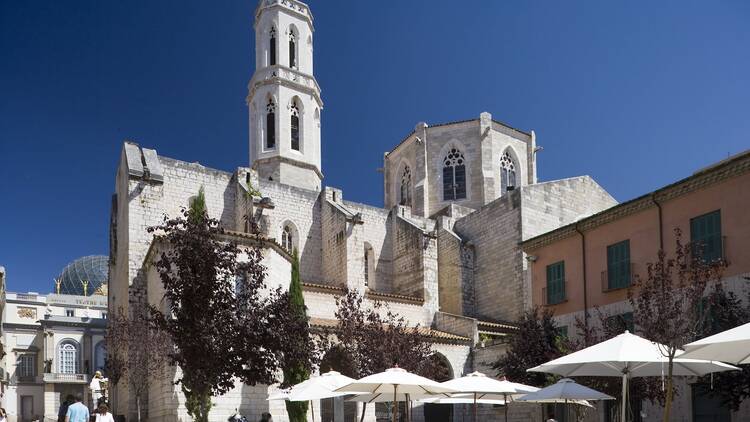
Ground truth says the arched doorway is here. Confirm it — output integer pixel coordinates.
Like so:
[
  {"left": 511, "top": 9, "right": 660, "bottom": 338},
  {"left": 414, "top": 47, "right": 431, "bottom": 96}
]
[
  {"left": 423, "top": 353, "right": 454, "bottom": 422},
  {"left": 320, "top": 347, "right": 358, "bottom": 422}
]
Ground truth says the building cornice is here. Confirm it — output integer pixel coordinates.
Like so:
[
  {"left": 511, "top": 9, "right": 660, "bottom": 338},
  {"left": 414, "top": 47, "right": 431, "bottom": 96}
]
[
  {"left": 247, "top": 65, "right": 323, "bottom": 108},
  {"left": 522, "top": 150, "right": 750, "bottom": 251},
  {"left": 254, "top": 0, "right": 314, "bottom": 32}
]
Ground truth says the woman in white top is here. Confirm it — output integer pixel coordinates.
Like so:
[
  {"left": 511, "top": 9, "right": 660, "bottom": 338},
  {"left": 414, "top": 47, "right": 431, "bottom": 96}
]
[
  {"left": 94, "top": 404, "right": 114, "bottom": 422},
  {"left": 0, "top": 407, "right": 7, "bottom": 422}
]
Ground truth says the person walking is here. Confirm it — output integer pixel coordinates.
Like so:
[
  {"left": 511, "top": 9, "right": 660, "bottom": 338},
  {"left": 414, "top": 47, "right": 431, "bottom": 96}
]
[
  {"left": 58, "top": 395, "right": 74, "bottom": 422},
  {"left": 94, "top": 404, "right": 114, "bottom": 422},
  {"left": 65, "top": 395, "right": 89, "bottom": 422}
]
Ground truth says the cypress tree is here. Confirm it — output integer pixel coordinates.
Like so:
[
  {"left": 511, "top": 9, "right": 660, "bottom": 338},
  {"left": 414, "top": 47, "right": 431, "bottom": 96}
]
[
  {"left": 188, "top": 186, "right": 207, "bottom": 223},
  {"left": 284, "top": 249, "right": 310, "bottom": 422}
]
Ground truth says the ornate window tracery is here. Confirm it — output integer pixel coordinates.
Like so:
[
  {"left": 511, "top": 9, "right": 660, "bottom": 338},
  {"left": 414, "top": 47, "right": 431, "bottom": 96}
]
[
  {"left": 500, "top": 150, "right": 517, "bottom": 195},
  {"left": 265, "top": 98, "right": 276, "bottom": 149},
  {"left": 282, "top": 225, "right": 293, "bottom": 253},
  {"left": 399, "top": 165, "right": 412, "bottom": 207},
  {"left": 442, "top": 148, "right": 466, "bottom": 201},
  {"left": 58, "top": 341, "right": 78, "bottom": 374}
]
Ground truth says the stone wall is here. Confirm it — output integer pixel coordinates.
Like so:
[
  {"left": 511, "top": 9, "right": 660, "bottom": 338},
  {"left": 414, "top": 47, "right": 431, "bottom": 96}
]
[{"left": 454, "top": 191, "right": 523, "bottom": 321}]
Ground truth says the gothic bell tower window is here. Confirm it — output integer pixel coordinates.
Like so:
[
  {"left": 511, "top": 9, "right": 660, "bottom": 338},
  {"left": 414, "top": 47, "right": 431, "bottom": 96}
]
[
  {"left": 265, "top": 98, "right": 276, "bottom": 149},
  {"left": 399, "top": 165, "right": 412, "bottom": 207},
  {"left": 289, "top": 31, "right": 297, "bottom": 69},
  {"left": 290, "top": 100, "right": 300, "bottom": 151},
  {"left": 269, "top": 27, "right": 277, "bottom": 66},
  {"left": 442, "top": 148, "right": 467, "bottom": 201},
  {"left": 500, "top": 151, "right": 517, "bottom": 194}
]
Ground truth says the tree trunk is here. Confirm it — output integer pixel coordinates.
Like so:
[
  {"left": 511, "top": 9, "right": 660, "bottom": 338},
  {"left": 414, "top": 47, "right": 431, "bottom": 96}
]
[
  {"left": 662, "top": 358, "right": 674, "bottom": 422},
  {"left": 360, "top": 402, "right": 367, "bottom": 422}
]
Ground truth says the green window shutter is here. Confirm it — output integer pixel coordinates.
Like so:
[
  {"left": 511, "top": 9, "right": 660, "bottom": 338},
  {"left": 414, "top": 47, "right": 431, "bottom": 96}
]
[
  {"left": 546, "top": 261, "right": 565, "bottom": 305},
  {"left": 607, "top": 240, "right": 631, "bottom": 290},
  {"left": 691, "top": 210, "right": 722, "bottom": 262}
]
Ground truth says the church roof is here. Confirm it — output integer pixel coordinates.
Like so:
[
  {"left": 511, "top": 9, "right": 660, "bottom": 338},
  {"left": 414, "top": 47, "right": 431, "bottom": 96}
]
[{"left": 55, "top": 255, "right": 108, "bottom": 296}]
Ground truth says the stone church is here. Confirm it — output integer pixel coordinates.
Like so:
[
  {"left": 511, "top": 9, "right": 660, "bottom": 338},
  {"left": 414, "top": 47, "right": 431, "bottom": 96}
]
[{"left": 109, "top": 0, "right": 616, "bottom": 421}]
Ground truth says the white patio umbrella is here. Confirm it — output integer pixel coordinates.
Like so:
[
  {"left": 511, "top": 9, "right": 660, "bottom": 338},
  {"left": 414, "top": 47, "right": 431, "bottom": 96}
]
[
  {"left": 335, "top": 367, "right": 455, "bottom": 422},
  {"left": 439, "top": 371, "right": 539, "bottom": 422},
  {"left": 270, "top": 371, "right": 364, "bottom": 422},
  {"left": 287, "top": 370, "right": 360, "bottom": 401},
  {"left": 680, "top": 322, "right": 750, "bottom": 364},
  {"left": 527, "top": 331, "right": 737, "bottom": 422},
  {"left": 518, "top": 378, "right": 611, "bottom": 419}
]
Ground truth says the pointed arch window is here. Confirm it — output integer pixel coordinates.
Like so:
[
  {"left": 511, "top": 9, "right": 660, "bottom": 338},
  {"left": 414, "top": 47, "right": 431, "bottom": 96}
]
[
  {"left": 282, "top": 225, "right": 293, "bottom": 253},
  {"left": 290, "top": 100, "right": 300, "bottom": 151},
  {"left": 58, "top": 341, "right": 79, "bottom": 374},
  {"left": 500, "top": 151, "right": 517, "bottom": 195},
  {"left": 289, "top": 31, "right": 297, "bottom": 69},
  {"left": 399, "top": 165, "right": 412, "bottom": 207},
  {"left": 265, "top": 98, "right": 276, "bottom": 149},
  {"left": 442, "top": 148, "right": 466, "bottom": 201},
  {"left": 269, "top": 27, "right": 277, "bottom": 66}
]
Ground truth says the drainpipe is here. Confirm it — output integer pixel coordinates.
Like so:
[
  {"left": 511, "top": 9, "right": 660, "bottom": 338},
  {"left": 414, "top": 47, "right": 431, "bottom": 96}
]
[
  {"left": 575, "top": 223, "right": 589, "bottom": 338},
  {"left": 651, "top": 193, "right": 664, "bottom": 251}
]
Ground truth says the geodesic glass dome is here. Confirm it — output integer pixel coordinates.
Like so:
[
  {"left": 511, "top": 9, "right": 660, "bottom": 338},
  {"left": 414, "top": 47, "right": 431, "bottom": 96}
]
[{"left": 55, "top": 255, "right": 109, "bottom": 296}]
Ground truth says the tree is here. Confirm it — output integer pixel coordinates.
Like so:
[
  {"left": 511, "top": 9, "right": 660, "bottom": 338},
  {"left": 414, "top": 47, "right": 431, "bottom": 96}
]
[
  {"left": 105, "top": 307, "right": 170, "bottom": 422},
  {"left": 282, "top": 250, "right": 312, "bottom": 422},
  {"left": 694, "top": 284, "right": 750, "bottom": 410},
  {"left": 492, "top": 307, "right": 567, "bottom": 387},
  {"left": 148, "top": 188, "right": 314, "bottom": 422},
  {"left": 627, "top": 228, "right": 726, "bottom": 422},
  {"left": 326, "top": 289, "right": 444, "bottom": 422}
]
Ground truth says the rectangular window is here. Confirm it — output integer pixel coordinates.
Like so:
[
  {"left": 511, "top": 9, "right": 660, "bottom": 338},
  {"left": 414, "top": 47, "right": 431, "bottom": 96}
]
[
  {"left": 291, "top": 115, "right": 300, "bottom": 151},
  {"left": 17, "top": 354, "right": 36, "bottom": 378},
  {"left": 454, "top": 165, "right": 466, "bottom": 199},
  {"left": 545, "top": 261, "right": 566, "bottom": 305},
  {"left": 442, "top": 166, "right": 454, "bottom": 200},
  {"left": 606, "top": 240, "right": 631, "bottom": 290},
  {"left": 690, "top": 210, "right": 722, "bottom": 262},
  {"left": 65, "top": 309, "right": 74, "bottom": 317},
  {"left": 266, "top": 112, "right": 276, "bottom": 149}
]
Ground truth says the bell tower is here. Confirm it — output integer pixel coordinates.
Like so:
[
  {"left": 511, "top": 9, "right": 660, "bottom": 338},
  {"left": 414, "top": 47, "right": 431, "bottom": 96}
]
[{"left": 247, "top": 0, "right": 323, "bottom": 191}]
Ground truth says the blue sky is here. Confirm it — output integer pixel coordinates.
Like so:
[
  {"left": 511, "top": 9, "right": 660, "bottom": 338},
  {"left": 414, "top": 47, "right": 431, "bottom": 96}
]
[{"left": 1, "top": 1, "right": 749, "bottom": 293}]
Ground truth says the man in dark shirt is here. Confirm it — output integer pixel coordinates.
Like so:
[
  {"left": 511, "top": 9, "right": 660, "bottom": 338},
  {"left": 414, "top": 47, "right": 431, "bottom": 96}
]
[{"left": 57, "top": 395, "right": 74, "bottom": 422}]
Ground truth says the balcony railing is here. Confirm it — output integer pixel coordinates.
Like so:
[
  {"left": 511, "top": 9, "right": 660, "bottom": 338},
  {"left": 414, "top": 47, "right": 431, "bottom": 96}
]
[
  {"left": 601, "top": 263, "right": 635, "bottom": 292},
  {"left": 543, "top": 282, "right": 567, "bottom": 306},
  {"left": 43, "top": 373, "right": 88, "bottom": 384}
]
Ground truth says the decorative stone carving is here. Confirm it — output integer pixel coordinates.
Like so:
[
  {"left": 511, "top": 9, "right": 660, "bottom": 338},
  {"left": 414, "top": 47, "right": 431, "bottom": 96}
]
[{"left": 17, "top": 307, "right": 36, "bottom": 319}]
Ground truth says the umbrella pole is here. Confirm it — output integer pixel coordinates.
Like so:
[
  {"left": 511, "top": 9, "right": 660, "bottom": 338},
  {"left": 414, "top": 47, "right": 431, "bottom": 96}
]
[
  {"left": 621, "top": 372, "right": 628, "bottom": 422},
  {"left": 473, "top": 392, "right": 477, "bottom": 422},
  {"left": 393, "top": 384, "right": 398, "bottom": 422},
  {"left": 503, "top": 393, "right": 508, "bottom": 422},
  {"left": 310, "top": 400, "right": 314, "bottom": 422}
]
